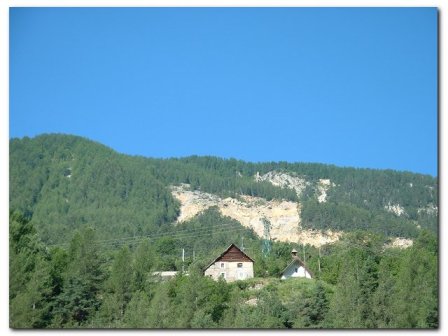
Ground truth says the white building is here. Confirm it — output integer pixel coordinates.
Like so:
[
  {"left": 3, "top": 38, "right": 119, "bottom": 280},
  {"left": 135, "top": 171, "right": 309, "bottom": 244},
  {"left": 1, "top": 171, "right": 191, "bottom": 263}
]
[
  {"left": 204, "top": 243, "right": 254, "bottom": 282},
  {"left": 281, "top": 249, "right": 313, "bottom": 280}
]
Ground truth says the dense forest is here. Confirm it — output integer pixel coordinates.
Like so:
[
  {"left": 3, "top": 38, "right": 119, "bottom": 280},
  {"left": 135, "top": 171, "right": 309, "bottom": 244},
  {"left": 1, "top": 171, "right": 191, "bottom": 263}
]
[
  {"left": 10, "top": 210, "right": 438, "bottom": 328},
  {"left": 10, "top": 134, "right": 437, "bottom": 244},
  {"left": 9, "top": 134, "right": 438, "bottom": 328}
]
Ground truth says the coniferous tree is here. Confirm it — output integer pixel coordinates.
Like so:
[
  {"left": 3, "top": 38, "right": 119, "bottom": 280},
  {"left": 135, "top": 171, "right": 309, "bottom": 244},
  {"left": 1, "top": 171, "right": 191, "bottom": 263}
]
[{"left": 52, "top": 227, "right": 104, "bottom": 326}]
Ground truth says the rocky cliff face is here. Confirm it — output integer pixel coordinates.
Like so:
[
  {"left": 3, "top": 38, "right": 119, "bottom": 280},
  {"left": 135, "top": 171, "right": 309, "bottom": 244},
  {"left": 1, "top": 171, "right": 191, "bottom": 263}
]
[
  {"left": 254, "top": 171, "right": 310, "bottom": 198},
  {"left": 171, "top": 184, "right": 341, "bottom": 247},
  {"left": 171, "top": 169, "right": 416, "bottom": 248},
  {"left": 254, "top": 171, "right": 335, "bottom": 203},
  {"left": 316, "top": 179, "right": 335, "bottom": 203}
]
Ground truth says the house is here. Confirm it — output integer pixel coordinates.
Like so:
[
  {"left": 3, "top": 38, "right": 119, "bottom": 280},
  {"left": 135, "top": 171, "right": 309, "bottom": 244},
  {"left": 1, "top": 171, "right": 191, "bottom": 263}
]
[
  {"left": 204, "top": 243, "right": 254, "bottom": 282},
  {"left": 281, "top": 249, "right": 314, "bottom": 280}
]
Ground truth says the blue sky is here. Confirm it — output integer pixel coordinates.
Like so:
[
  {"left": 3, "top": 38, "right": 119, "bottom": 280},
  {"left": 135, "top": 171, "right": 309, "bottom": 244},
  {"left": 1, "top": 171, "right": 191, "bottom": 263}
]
[{"left": 9, "top": 7, "right": 438, "bottom": 176}]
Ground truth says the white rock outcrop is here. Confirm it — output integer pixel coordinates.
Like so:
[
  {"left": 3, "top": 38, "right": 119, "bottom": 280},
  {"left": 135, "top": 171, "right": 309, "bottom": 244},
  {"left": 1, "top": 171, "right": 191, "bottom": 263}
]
[
  {"left": 171, "top": 184, "right": 342, "bottom": 247},
  {"left": 254, "top": 171, "right": 335, "bottom": 203},
  {"left": 254, "top": 171, "right": 310, "bottom": 198},
  {"left": 317, "top": 179, "right": 335, "bottom": 203},
  {"left": 384, "top": 203, "right": 407, "bottom": 216},
  {"left": 418, "top": 204, "right": 438, "bottom": 216},
  {"left": 385, "top": 237, "right": 413, "bottom": 249}
]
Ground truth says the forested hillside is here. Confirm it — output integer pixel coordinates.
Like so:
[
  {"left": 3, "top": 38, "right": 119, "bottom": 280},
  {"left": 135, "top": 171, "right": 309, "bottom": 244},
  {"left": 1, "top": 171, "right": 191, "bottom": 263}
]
[
  {"left": 9, "top": 134, "right": 438, "bottom": 329},
  {"left": 10, "top": 211, "right": 438, "bottom": 328},
  {"left": 10, "top": 134, "right": 438, "bottom": 245}
]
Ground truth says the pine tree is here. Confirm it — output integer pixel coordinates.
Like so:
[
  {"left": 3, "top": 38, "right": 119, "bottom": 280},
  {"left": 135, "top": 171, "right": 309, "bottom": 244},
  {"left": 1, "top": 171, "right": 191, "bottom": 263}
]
[{"left": 52, "top": 227, "right": 104, "bottom": 326}]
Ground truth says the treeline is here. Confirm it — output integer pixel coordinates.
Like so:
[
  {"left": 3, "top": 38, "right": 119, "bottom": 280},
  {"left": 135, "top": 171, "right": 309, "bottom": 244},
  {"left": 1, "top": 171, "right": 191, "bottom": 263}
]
[
  {"left": 301, "top": 200, "right": 421, "bottom": 238},
  {"left": 149, "top": 156, "right": 298, "bottom": 201},
  {"left": 10, "top": 211, "right": 437, "bottom": 329},
  {"left": 166, "top": 155, "right": 438, "bottom": 214}
]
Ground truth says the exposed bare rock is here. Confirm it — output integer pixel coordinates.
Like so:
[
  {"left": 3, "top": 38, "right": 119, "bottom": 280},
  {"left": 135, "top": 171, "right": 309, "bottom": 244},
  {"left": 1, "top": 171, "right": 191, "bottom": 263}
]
[
  {"left": 418, "top": 204, "right": 438, "bottom": 216},
  {"left": 171, "top": 184, "right": 220, "bottom": 222},
  {"left": 254, "top": 171, "right": 310, "bottom": 198},
  {"left": 171, "top": 184, "right": 342, "bottom": 247},
  {"left": 385, "top": 237, "right": 413, "bottom": 249},
  {"left": 296, "top": 229, "right": 342, "bottom": 247},
  {"left": 317, "top": 179, "right": 334, "bottom": 203},
  {"left": 220, "top": 195, "right": 302, "bottom": 243},
  {"left": 384, "top": 202, "right": 407, "bottom": 216},
  {"left": 254, "top": 171, "right": 335, "bottom": 204}
]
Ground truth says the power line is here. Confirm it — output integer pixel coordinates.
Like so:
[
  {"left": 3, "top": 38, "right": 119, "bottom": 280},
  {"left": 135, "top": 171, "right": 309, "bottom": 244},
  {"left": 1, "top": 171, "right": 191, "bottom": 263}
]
[
  {"left": 96, "top": 222, "right": 244, "bottom": 245},
  {"left": 101, "top": 225, "right": 246, "bottom": 245},
  {"left": 100, "top": 227, "right": 249, "bottom": 248},
  {"left": 48, "top": 222, "right": 254, "bottom": 248}
]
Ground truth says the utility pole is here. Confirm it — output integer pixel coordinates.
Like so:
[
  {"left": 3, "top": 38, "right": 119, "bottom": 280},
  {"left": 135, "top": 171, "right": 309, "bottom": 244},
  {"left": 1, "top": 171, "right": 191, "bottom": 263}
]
[
  {"left": 182, "top": 248, "right": 185, "bottom": 273},
  {"left": 241, "top": 237, "right": 245, "bottom": 252},
  {"left": 318, "top": 246, "right": 321, "bottom": 274}
]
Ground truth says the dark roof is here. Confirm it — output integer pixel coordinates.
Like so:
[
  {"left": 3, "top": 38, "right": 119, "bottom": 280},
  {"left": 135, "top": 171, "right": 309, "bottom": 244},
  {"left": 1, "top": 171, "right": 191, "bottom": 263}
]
[
  {"left": 203, "top": 243, "right": 255, "bottom": 271},
  {"left": 281, "top": 256, "right": 314, "bottom": 278}
]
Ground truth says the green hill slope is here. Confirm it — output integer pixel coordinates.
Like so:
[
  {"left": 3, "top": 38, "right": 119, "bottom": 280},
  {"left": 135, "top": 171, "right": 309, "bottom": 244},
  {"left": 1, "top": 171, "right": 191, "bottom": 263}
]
[{"left": 10, "top": 134, "right": 438, "bottom": 244}]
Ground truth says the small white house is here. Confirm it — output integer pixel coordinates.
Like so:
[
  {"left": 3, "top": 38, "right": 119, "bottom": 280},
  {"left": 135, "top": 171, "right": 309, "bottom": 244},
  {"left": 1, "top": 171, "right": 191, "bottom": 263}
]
[{"left": 281, "top": 249, "right": 313, "bottom": 280}]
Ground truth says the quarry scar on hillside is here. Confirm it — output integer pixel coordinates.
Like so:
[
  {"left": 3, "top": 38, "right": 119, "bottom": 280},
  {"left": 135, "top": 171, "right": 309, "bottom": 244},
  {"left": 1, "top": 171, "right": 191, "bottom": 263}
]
[{"left": 171, "top": 184, "right": 342, "bottom": 248}]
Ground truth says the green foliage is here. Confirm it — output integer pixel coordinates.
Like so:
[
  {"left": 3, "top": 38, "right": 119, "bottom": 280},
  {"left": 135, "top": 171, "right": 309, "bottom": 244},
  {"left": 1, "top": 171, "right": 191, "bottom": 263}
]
[
  {"left": 51, "top": 228, "right": 105, "bottom": 326},
  {"left": 389, "top": 231, "right": 438, "bottom": 328},
  {"left": 10, "top": 256, "right": 53, "bottom": 328},
  {"left": 289, "top": 281, "right": 330, "bottom": 328},
  {"left": 9, "top": 212, "right": 53, "bottom": 328},
  {"left": 122, "top": 291, "right": 151, "bottom": 328},
  {"left": 131, "top": 240, "right": 155, "bottom": 292},
  {"left": 10, "top": 134, "right": 180, "bottom": 244},
  {"left": 103, "top": 247, "right": 133, "bottom": 321},
  {"left": 9, "top": 218, "right": 438, "bottom": 328},
  {"left": 302, "top": 200, "right": 420, "bottom": 238},
  {"left": 324, "top": 230, "right": 438, "bottom": 329}
]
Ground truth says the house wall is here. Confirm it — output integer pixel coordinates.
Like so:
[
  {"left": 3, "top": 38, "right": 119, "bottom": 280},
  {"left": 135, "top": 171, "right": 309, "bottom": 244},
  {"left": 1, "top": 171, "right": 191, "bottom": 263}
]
[
  {"left": 204, "top": 261, "right": 254, "bottom": 282},
  {"left": 281, "top": 262, "right": 312, "bottom": 279}
]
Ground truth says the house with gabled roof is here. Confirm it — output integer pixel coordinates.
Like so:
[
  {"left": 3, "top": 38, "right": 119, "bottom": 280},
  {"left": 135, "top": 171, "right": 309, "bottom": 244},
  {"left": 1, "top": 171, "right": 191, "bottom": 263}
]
[
  {"left": 281, "top": 249, "right": 314, "bottom": 280},
  {"left": 204, "top": 243, "right": 254, "bottom": 282}
]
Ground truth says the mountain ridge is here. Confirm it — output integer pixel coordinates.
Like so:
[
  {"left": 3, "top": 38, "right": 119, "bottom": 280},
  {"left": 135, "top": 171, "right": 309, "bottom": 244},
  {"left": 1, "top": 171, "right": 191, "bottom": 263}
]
[
  {"left": 10, "top": 132, "right": 437, "bottom": 177},
  {"left": 10, "top": 133, "right": 438, "bottom": 245}
]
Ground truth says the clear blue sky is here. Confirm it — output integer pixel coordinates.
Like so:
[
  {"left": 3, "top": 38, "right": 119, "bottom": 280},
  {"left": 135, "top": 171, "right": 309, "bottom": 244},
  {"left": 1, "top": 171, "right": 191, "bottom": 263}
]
[{"left": 10, "top": 7, "right": 438, "bottom": 176}]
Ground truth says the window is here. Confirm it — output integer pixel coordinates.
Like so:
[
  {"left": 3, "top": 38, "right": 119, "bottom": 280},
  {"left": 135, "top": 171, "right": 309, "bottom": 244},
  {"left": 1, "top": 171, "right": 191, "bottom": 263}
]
[
  {"left": 220, "top": 272, "right": 226, "bottom": 279},
  {"left": 237, "top": 263, "right": 243, "bottom": 268},
  {"left": 220, "top": 262, "right": 225, "bottom": 269},
  {"left": 295, "top": 267, "right": 298, "bottom": 273}
]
